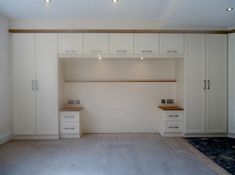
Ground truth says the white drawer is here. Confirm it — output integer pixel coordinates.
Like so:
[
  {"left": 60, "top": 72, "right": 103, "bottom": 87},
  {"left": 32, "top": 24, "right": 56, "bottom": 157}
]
[
  {"left": 60, "top": 123, "right": 78, "bottom": 134},
  {"left": 164, "top": 122, "right": 182, "bottom": 132},
  {"left": 164, "top": 111, "right": 182, "bottom": 121},
  {"left": 60, "top": 112, "right": 78, "bottom": 123}
]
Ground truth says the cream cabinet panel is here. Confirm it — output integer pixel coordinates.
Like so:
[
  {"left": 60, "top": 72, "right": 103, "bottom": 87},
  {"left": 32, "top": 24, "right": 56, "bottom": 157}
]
[
  {"left": 109, "top": 33, "right": 134, "bottom": 54},
  {"left": 84, "top": 33, "right": 108, "bottom": 55},
  {"left": 13, "top": 34, "right": 36, "bottom": 135},
  {"left": 135, "top": 34, "right": 159, "bottom": 54},
  {"left": 229, "top": 33, "right": 235, "bottom": 134},
  {"left": 185, "top": 34, "right": 206, "bottom": 133},
  {"left": 160, "top": 34, "right": 184, "bottom": 54},
  {"left": 206, "top": 34, "right": 227, "bottom": 133},
  {"left": 36, "top": 34, "right": 58, "bottom": 135},
  {"left": 58, "top": 34, "right": 83, "bottom": 55}
]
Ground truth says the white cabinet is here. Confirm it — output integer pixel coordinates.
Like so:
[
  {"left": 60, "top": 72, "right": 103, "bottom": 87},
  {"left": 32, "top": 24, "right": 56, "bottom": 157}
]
[
  {"left": 84, "top": 33, "right": 108, "bottom": 55},
  {"left": 13, "top": 33, "right": 58, "bottom": 137},
  {"left": 159, "top": 110, "right": 183, "bottom": 137},
  {"left": 109, "top": 33, "right": 134, "bottom": 54},
  {"left": 58, "top": 33, "right": 83, "bottom": 55},
  {"left": 229, "top": 33, "right": 235, "bottom": 135},
  {"left": 134, "top": 34, "right": 159, "bottom": 54},
  {"left": 185, "top": 34, "right": 227, "bottom": 134},
  {"left": 160, "top": 34, "right": 184, "bottom": 54},
  {"left": 60, "top": 111, "right": 82, "bottom": 138}
]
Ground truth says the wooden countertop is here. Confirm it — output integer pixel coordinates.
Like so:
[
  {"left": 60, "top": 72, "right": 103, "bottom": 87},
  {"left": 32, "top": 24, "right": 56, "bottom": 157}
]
[
  {"left": 61, "top": 107, "right": 84, "bottom": 112},
  {"left": 158, "top": 105, "right": 184, "bottom": 111}
]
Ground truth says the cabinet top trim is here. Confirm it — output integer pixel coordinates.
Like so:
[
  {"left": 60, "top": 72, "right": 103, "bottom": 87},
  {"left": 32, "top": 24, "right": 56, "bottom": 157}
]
[{"left": 8, "top": 29, "right": 230, "bottom": 34}]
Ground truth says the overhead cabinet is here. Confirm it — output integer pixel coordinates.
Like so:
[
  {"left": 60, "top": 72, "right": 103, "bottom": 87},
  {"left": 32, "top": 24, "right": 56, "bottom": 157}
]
[
  {"left": 185, "top": 34, "right": 227, "bottom": 134},
  {"left": 134, "top": 34, "right": 160, "bottom": 54},
  {"left": 160, "top": 34, "right": 184, "bottom": 54},
  {"left": 58, "top": 33, "right": 83, "bottom": 55},
  {"left": 84, "top": 33, "right": 109, "bottom": 55},
  {"left": 109, "top": 33, "right": 134, "bottom": 54},
  {"left": 13, "top": 33, "right": 58, "bottom": 137}
]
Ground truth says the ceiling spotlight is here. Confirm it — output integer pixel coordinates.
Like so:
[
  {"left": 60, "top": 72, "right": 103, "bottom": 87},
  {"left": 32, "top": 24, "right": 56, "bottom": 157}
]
[
  {"left": 226, "top": 7, "right": 233, "bottom": 12},
  {"left": 44, "top": 0, "right": 51, "bottom": 4},
  {"left": 141, "top": 57, "right": 144, "bottom": 60},
  {"left": 112, "top": 0, "right": 118, "bottom": 4},
  {"left": 98, "top": 56, "right": 102, "bottom": 60}
]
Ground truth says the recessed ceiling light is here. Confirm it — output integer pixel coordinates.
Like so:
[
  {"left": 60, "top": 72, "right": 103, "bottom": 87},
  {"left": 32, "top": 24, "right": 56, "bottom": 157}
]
[
  {"left": 44, "top": 0, "right": 51, "bottom": 4},
  {"left": 98, "top": 56, "right": 102, "bottom": 60},
  {"left": 112, "top": 0, "right": 118, "bottom": 4},
  {"left": 141, "top": 57, "right": 144, "bottom": 60},
  {"left": 226, "top": 7, "right": 233, "bottom": 12}
]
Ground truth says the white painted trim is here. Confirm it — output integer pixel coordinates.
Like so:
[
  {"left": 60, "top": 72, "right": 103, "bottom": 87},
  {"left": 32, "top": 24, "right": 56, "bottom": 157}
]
[
  {"left": 0, "top": 131, "right": 12, "bottom": 145},
  {"left": 227, "top": 133, "right": 235, "bottom": 138},
  {"left": 183, "top": 133, "right": 227, "bottom": 137},
  {"left": 13, "top": 135, "right": 59, "bottom": 140}
]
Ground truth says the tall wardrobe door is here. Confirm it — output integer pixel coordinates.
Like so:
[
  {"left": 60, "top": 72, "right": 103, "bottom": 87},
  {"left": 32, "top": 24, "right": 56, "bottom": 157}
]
[
  {"left": 35, "top": 34, "right": 58, "bottom": 135},
  {"left": 185, "top": 34, "right": 206, "bottom": 133},
  {"left": 206, "top": 34, "right": 227, "bottom": 133},
  {"left": 13, "top": 34, "right": 36, "bottom": 135}
]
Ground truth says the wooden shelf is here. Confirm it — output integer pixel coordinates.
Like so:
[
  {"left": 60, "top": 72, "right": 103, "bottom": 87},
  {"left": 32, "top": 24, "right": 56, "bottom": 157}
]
[
  {"left": 158, "top": 105, "right": 184, "bottom": 111},
  {"left": 64, "top": 80, "right": 176, "bottom": 83}
]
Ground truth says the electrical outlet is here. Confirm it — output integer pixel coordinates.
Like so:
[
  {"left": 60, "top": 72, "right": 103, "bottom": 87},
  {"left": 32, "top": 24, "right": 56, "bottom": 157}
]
[
  {"left": 75, "top": 99, "right": 80, "bottom": 104},
  {"left": 161, "top": 99, "right": 166, "bottom": 104},
  {"left": 167, "top": 99, "right": 174, "bottom": 104},
  {"left": 67, "top": 99, "right": 75, "bottom": 104}
]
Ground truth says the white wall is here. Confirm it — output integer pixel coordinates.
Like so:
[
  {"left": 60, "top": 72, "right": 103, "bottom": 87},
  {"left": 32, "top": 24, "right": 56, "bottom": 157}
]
[
  {"left": 229, "top": 33, "right": 235, "bottom": 136},
  {"left": 0, "top": 13, "right": 11, "bottom": 144},
  {"left": 62, "top": 59, "right": 177, "bottom": 133}
]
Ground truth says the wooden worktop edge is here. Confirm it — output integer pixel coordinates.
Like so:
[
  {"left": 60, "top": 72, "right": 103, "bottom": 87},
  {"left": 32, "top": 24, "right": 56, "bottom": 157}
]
[{"left": 8, "top": 29, "right": 230, "bottom": 34}]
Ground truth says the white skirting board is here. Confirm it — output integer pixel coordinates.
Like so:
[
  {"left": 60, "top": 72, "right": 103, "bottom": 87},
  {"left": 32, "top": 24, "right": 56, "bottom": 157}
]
[
  {"left": 0, "top": 131, "right": 12, "bottom": 145},
  {"left": 183, "top": 133, "right": 227, "bottom": 138},
  {"left": 227, "top": 133, "right": 235, "bottom": 138},
  {"left": 13, "top": 135, "right": 59, "bottom": 140}
]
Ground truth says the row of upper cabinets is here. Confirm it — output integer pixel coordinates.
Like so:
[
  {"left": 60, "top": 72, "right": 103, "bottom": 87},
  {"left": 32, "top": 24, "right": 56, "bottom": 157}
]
[{"left": 58, "top": 33, "right": 184, "bottom": 57}]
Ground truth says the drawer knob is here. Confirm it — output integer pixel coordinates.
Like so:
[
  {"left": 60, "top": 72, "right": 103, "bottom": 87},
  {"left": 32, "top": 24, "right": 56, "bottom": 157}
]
[
  {"left": 65, "top": 127, "right": 75, "bottom": 130},
  {"left": 169, "top": 126, "right": 179, "bottom": 129},
  {"left": 169, "top": 115, "right": 179, "bottom": 118},
  {"left": 65, "top": 116, "right": 75, "bottom": 118}
]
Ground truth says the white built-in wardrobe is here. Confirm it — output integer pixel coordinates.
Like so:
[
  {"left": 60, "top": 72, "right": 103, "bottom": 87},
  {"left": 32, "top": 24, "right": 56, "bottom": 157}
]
[{"left": 12, "top": 34, "right": 58, "bottom": 138}]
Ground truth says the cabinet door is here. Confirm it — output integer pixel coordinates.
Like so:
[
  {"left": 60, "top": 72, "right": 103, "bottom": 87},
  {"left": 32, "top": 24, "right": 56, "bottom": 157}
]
[
  {"left": 58, "top": 34, "right": 83, "bottom": 55},
  {"left": 185, "top": 34, "right": 206, "bottom": 133},
  {"left": 160, "top": 34, "right": 184, "bottom": 54},
  {"left": 109, "top": 34, "right": 134, "bottom": 54},
  {"left": 13, "top": 34, "right": 36, "bottom": 135},
  {"left": 84, "top": 33, "right": 108, "bottom": 55},
  {"left": 206, "top": 34, "right": 227, "bottom": 133},
  {"left": 36, "top": 34, "right": 59, "bottom": 135},
  {"left": 229, "top": 33, "right": 235, "bottom": 134},
  {"left": 135, "top": 34, "right": 159, "bottom": 54}
]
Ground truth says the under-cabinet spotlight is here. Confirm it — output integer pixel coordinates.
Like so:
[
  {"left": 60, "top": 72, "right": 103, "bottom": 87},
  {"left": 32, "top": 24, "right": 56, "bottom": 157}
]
[
  {"left": 98, "top": 56, "right": 102, "bottom": 60},
  {"left": 141, "top": 57, "right": 144, "bottom": 60},
  {"left": 44, "top": 0, "right": 51, "bottom": 4}
]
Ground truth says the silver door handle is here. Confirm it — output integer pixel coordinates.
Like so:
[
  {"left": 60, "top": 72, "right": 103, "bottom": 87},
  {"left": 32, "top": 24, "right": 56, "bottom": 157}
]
[
  {"left": 32, "top": 80, "right": 35, "bottom": 90},
  {"left": 36, "top": 80, "right": 39, "bottom": 90},
  {"left": 207, "top": 80, "right": 210, "bottom": 90},
  {"left": 204, "top": 80, "right": 206, "bottom": 90}
]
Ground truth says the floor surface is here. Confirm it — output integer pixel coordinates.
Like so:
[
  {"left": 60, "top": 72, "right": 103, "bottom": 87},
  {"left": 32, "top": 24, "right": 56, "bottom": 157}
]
[{"left": 0, "top": 134, "right": 219, "bottom": 175}]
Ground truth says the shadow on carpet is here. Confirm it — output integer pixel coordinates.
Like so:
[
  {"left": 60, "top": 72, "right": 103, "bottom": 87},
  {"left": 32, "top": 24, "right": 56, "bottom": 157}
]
[{"left": 185, "top": 137, "right": 235, "bottom": 175}]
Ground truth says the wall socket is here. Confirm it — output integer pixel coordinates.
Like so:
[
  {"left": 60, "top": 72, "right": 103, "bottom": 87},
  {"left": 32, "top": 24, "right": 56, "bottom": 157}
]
[{"left": 67, "top": 99, "right": 80, "bottom": 104}]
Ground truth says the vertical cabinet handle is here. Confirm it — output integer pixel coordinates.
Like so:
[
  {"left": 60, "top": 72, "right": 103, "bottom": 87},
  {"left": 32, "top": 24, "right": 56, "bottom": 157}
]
[
  {"left": 204, "top": 80, "right": 206, "bottom": 90},
  {"left": 207, "top": 80, "right": 210, "bottom": 90},
  {"left": 32, "top": 80, "right": 35, "bottom": 90},
  {"left": 36, "top": 80, "right": 39, "bottom": 90}
]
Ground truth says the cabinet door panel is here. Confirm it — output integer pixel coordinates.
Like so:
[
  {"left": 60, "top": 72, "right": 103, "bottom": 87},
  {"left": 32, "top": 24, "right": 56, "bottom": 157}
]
[
  {"left": 109, "top": 34, "right": 134, "bottom": 54},
  {"left": 36, "top": 34, "right": 58, "bottom": 135},
  {"left": 58, "top": 34, "right": 83, "bottom": 55},
  {"left": 206, "top": 34, "right": 227, "bottom": 133},
  {"left": 13, "top": 34, "right": 36, "bottom": 135},
  {"left": 185, "top": 34, "right": 206, "bottom": 133},
  {"left": 160, "top": 34, "right": 184, "bottom": 54},
  {"left": 135, "top": 34, "right": 159, "bottom": 54},
  {"left": 84, "top": 33, "right": 108, "bottom": 54}
]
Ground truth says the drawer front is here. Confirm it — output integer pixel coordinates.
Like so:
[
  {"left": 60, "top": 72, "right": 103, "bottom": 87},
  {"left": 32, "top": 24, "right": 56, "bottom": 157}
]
[
  {"left": 60, "top": 123, "right": 78, "bottom": 134},
  {"left": 165, "top": 111, "right": 182, "bottom": 121},
  {"left": 164, "top": 122, "right": 182, "bottom": 132},
  {"left": 60, "top": 112, "right": 78, "bottom": 123}
]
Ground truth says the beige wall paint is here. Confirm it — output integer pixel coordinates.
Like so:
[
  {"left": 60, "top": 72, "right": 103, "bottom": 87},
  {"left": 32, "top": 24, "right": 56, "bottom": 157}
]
[
  {"left": 0, "top": 13, "right": 12, "bottom": 143},
  {"left": 62, "top": 59, "right": 178, "bottom": 133}
]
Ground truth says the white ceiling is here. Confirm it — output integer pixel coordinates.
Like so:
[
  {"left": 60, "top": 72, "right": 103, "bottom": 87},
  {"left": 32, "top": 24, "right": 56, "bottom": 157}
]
[{"left": 0, "top": 0, "right": 235, "bottom": 29}]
